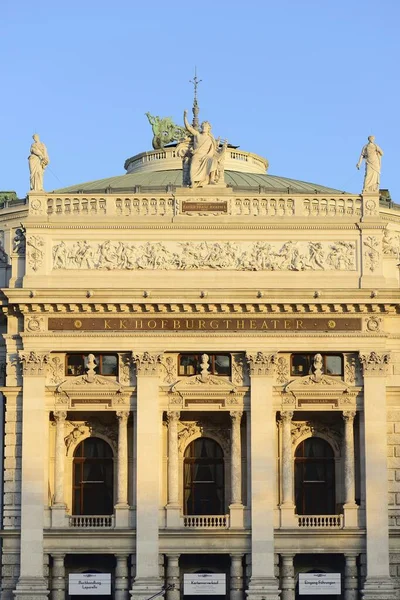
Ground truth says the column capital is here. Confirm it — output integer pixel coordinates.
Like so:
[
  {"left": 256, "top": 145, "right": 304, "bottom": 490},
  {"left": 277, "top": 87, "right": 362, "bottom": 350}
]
[
  {"left": 116, "top": 410, "right": 130, "bottom": 422},
  {"left": 280, "top": 411, "right": 294, "bottom": 423},
  {"left": 166, "top": 410, "right": 180, "bottom": 423},
  {"left": 230, "top": 410, "right": 243, "bottom": 422},
  {"left": 133, "top": 351, "right": 163, "bottom": 376},
  {"left": 342, "top": 410, "right": 356, "bottom": 421},
  {"left": 246, "top": 351, "right": 277, "bottom": 377},
  {"left": 54, "top": 410, "right": 67, "bottom": 422},
  {"left": 18, "top": 350, "right": 50, "bottom": 376},
  {"left": 359, "top": 351, "right": 390, "bottom": 377}
]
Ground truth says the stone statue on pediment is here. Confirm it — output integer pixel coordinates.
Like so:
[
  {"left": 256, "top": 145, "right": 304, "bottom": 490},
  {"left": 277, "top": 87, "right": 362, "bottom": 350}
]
[
  {"left": 28, "top": 134, "right": 49, "bottom": 191},
  {"left": 182, "top": 110, "right": 227, "bottom": 188},
  {"left": 356, "top": 135, "right": 383, "bottom": 193}
]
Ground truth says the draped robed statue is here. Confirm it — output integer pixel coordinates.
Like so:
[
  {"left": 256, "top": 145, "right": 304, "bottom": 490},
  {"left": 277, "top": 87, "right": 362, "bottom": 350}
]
[
  {"left": 356, "top": 135, "right": 383, "bottom": 193},
  {"left": 183, "top": 110, "right": 227, "bottom": 188},
  {"left": 28, "top": 134, "right": 49, "bottom": 191}
]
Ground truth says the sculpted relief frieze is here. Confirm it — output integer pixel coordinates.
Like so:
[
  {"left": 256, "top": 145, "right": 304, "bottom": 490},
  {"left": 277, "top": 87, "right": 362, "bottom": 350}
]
[{"left": 52, "top": 240, "right": 356, "bottom": 272}]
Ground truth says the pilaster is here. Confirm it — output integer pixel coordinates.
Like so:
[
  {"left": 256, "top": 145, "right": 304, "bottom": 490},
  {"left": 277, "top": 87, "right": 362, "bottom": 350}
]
[
  {"left": 359, "top": 197, "right": 386, "bottom": 287},
  {"left": 359, "top": 351, "right": 394, "bottom": 600},
  {"left": 14, "top": 350, "right": 50, "bottom": 600},
  {"left": 245, "top": 351, "right": 280, "bottom": 600},
  {"left": 130, "top": 352, "right": 163, "bottom": 598}
]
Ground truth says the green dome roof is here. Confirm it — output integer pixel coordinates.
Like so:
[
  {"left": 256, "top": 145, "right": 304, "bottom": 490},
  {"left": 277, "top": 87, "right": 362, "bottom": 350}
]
[{"left": 54, "top": 169, "right": 344, "bottom": 195}]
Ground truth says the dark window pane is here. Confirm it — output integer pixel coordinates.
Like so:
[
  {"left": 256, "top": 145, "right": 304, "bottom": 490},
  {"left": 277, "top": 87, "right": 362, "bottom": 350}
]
[
  {"left": 291, "top": 355, "right": 311, "bottom": 376},
  {"left": 214, "top": 355, "right": 230, "bottom": 375},
  {"left": 72, "top": 438, "right": 113, "bottom": 516},
  {"left": 66, "top": 355, "right": 85, "bottom": 376},
  {"left": 325, "top": 355, "right": 342, "bottom": 375},
  {"left": 101, "top": 355, "right": 118, "bottom": 375}
]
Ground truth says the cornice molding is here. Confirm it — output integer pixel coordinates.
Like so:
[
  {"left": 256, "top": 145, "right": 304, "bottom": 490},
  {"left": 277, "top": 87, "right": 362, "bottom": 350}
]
[
  {"left": 6, "top": 302, "right": 399, "bottom": 315},
  {"left": 21, "top": 222, "right": 362, "bottom": 231}
]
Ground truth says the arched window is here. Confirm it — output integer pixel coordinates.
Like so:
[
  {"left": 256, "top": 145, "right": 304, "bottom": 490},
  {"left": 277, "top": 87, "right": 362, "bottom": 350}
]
[
  {"left": 184, "top": 438, "right": 224, "bottom": 515},
  {"left": 73, "top": 438, "right": 114, "bottom": 515},
  {"left": 294, "top": 437, "right": 335, "bottom": 515}
]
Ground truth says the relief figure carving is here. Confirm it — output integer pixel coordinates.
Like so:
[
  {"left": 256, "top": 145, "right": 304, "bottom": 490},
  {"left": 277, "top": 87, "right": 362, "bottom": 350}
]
[{"left": 52, "top": 240, "right": 357, "bottom": 272}]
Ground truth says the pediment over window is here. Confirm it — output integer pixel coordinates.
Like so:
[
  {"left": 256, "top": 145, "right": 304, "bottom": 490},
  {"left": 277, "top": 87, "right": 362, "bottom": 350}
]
[
  {"left": 169, "top": 374, "right": 242, "bottom": 408},
  {"left": 283, "top": 374, "right": 355, "bottom": 408},
  {"left": 53, "top": 374, "right": 129, "bottom": 408}
]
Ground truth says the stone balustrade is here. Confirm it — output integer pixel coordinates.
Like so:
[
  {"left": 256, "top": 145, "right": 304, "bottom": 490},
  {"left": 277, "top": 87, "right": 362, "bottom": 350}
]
[
  {"left": 41, "top": 194, "right": 362, "bottom": 219},
  {"left": 183, "top": 515, "right": 229, "bottom": 529},
  {"left": 297, "top": 515, "right": 344, "bottom": 528},
  {"left": 69, "top": 515, "right": 114, "bottom": 528}
]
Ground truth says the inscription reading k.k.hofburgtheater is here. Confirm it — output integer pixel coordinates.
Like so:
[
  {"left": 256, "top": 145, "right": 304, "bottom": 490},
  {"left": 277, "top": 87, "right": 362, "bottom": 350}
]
[{"left": 48, "top": 317, "right": 362, "bottom": 332}]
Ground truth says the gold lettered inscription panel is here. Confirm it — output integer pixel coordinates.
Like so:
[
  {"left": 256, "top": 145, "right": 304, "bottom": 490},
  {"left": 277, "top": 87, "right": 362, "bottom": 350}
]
[
  {"left": 48, "top": 317, "right": 362, "bottom": 332},
  {"left": 182, "top": 202, "right": 228, "bottom": 212}
]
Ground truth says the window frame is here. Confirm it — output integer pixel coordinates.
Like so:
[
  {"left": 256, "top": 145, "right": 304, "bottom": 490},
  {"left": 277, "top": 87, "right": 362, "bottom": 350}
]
[
  {"left": 177, "top": 353, "right": 231, "bottom": 377},
  {"left": 290, "top": 353, "right": 343, "bottom": 377},
  {"left": 65, "top": 353, "right": 119, "bottom": 377}
]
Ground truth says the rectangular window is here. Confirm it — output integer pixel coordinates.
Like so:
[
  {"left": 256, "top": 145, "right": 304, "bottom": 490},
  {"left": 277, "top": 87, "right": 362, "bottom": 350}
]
[
  {"left": 178, "top": 353, "right": 231, "bottom": 377},
  {"left": 66, "top": 354, "right": 118, "bottom": 377},
  {"left": 290, "top": 353, "right": 343, "bottom": 377}
]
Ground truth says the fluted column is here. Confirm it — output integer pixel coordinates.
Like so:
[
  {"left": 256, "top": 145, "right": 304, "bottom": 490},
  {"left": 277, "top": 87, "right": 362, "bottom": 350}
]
[
  {"left": 280, "top": 554, "right": 295, "bottom": 600},
  {"left": 115, "top": 554, "right": 129, "bottom": 600},
  {"left": 166, "top": 554, "right": 180, "bottom": 600},
  {"left": 359, "top": 351, "right": 394, "bottom": 600},
  {"left": 280, "top": 411, "right": 296, "bottom": 528},
  {"left": 344, "top": 554, "right": 358, "bottom": 600},
  {"left": 245, "top": 351, "right": 280, "bottom": 600},
  {"left": 117, "top": 411, "right": 129, "bottom": 506},
  {"left": 230, "top": 554, "right": 244, "bottom": 600},
  {"left": 51, "top": 554, "right": 65, "bottom": 600}
]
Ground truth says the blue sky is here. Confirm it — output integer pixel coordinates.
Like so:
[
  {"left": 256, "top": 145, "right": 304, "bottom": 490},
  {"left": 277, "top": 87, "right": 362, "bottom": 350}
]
[{"left": 1, "top": 0, "right": 399, "bottom": 199}]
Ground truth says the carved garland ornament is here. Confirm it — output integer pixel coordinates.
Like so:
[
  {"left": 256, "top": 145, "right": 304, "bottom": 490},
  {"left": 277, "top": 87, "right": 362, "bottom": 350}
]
[
  {"left": 51, "top": 240, "right": 357, "bottom": 272},
  {"left": 363, "top": 236, "right": 380, "bottom": 273},
  {"left": 27, "top": 235, "right": 45, "bottom": 271}
]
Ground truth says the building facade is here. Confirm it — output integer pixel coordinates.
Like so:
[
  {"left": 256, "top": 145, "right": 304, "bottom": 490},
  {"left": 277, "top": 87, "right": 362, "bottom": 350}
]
[{"left": 0, "top": 123, "right": 400, "bottom": 600}]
